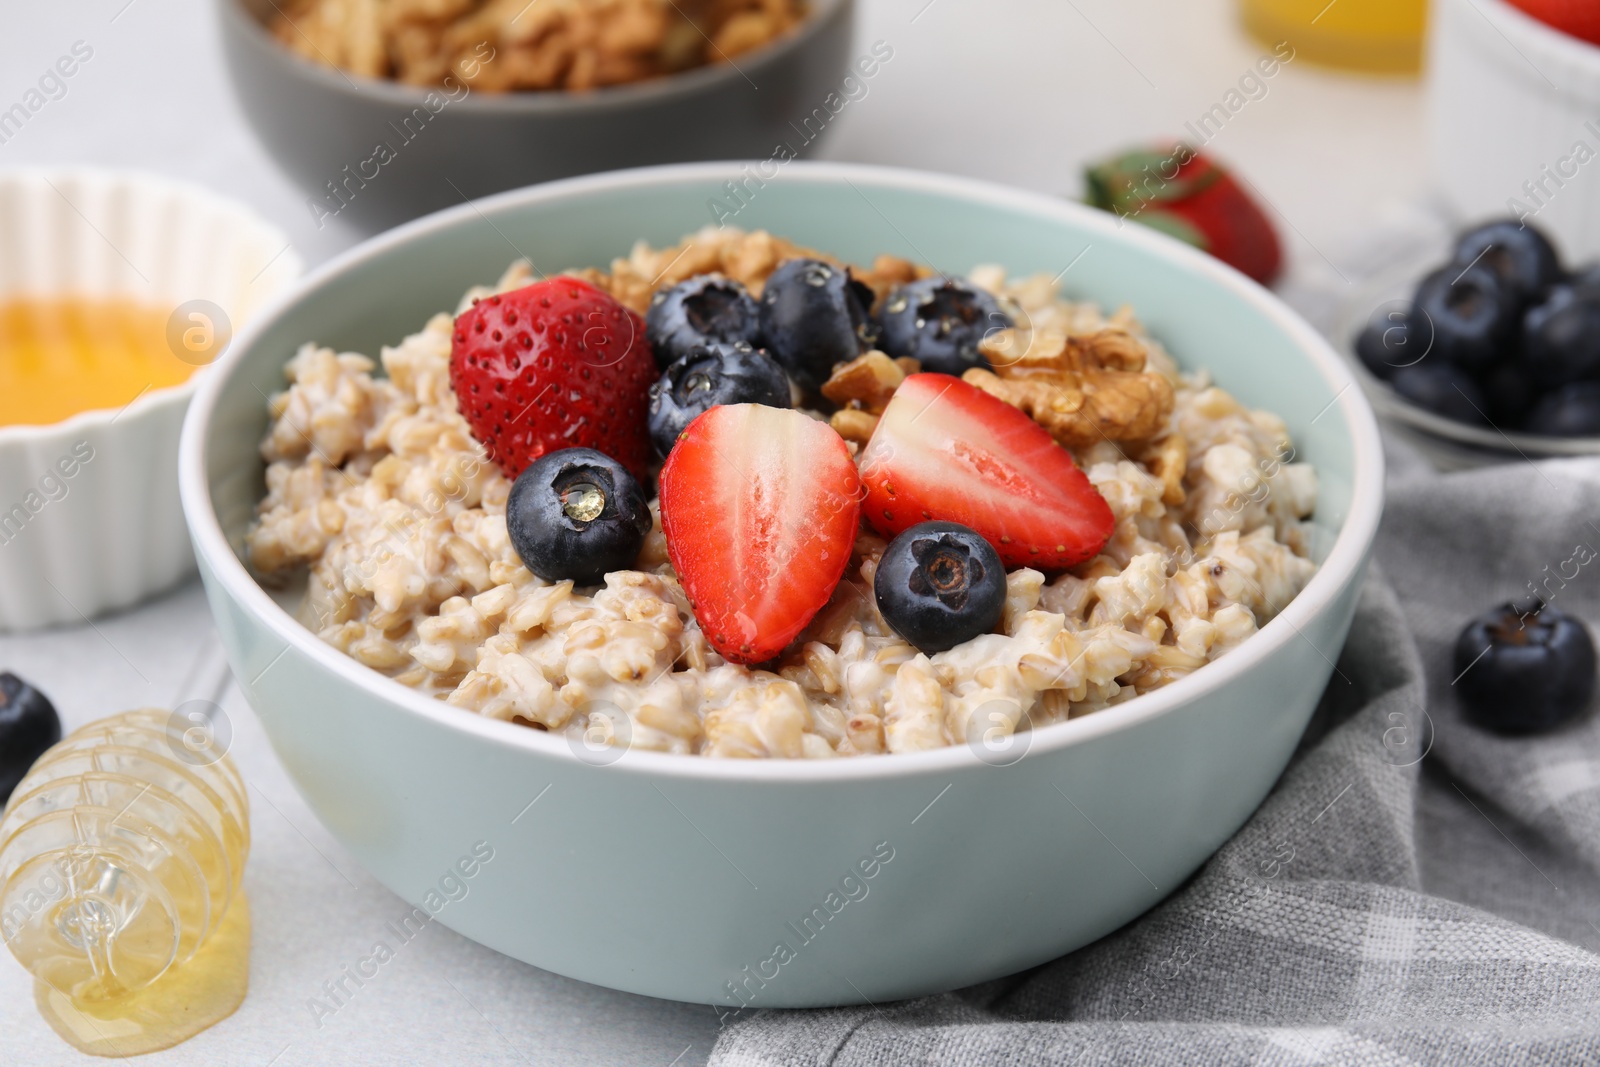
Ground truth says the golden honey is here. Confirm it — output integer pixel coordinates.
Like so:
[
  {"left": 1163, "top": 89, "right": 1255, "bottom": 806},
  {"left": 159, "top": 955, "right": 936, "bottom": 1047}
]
[
  {"left": 1240, "top": 0, "right": 1427, "bottom": 73},
  {"left": 0, "top": 298, "right": 198, "bottom": 427},
  {"left": 0, "top": 710, "right": 250, "bottom": 1056}
]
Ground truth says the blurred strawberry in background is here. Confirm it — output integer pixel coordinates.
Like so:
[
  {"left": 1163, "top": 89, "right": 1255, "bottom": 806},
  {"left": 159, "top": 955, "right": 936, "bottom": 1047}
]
[
  {"left": 1506, "top": 0, "right": 1600, "bottom": 46},
  {"left": 1084, "top": 144, "right": 1284, "bottom": 287}
]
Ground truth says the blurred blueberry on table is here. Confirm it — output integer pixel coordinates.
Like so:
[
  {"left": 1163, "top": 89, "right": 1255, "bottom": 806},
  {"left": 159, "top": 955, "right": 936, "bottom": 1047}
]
[
  {"left": 506, "top": 448, "right": 652, "bottom": 586},
  {"left": 1455, "top": 602, "right": 1596, "bottom": 735},
  {"left": 876, "top": 277, "right": 1013, "bottom": 376},
  {"left": 1525, "top": 381, "right": 1600, "bottom": 436},
  {"left": 1520, "top": 284, "right": 1600, "bottom": 387},
  {"left": 874, "top": 522, "right": 1006, "bottom": 655},
  {"left": 1410, "top": 263, "right": 1518, "bottom": 373},
  {"left": 0, "top": 672, "right": 61, "bottom": 803},
  {"left": 645, "top": 275, "right": 761, "bottom": 369},
  {"left": 1450, "top": 219, "right": 1562, "bottom": 304},
  {"left": 758, "top": 258, "right": 878, "bottom": 391},
  {"left": 1389, "top": 361, "right": 1489, "bottom": 424},
  {"left": 647, "top": 341, "right": 791, "bottom": 457}
]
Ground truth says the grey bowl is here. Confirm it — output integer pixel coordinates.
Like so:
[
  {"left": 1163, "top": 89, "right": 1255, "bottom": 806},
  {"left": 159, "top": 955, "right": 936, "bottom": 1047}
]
[{"left": 217, "top": 0, "right": 856, "bottom": 232}]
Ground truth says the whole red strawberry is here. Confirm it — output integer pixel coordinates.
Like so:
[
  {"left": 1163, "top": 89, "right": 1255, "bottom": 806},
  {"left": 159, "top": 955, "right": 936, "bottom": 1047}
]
[
  {"left": 1085, "top": 144, "right": 1283, "bottom": 286},
  {"left": 450, "top": 277, "right": 656, "bottom": 479},
  {"left": 1506, "top": 0, "right": 1600, "bottom": 46}
]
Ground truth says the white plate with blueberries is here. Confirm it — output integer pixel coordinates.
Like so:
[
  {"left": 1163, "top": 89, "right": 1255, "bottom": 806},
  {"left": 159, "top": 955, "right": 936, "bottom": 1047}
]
[{"left": 1342, "top": 218, "right": 1600, "bottom": 469}]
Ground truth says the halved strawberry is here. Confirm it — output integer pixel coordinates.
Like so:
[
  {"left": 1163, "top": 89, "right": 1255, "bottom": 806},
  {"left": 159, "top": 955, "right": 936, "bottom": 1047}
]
[
  {"left": 659, "top": 405, "right": 862, "bottom": 665},
  {"left": 859, "top": 373, "right": 1114, "bottom": 569}
]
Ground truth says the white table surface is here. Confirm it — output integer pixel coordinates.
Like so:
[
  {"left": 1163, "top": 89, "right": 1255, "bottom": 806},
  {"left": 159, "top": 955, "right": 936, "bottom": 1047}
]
[{"left": 0, "top": 1, "right": 1428, "bottom": 1063}]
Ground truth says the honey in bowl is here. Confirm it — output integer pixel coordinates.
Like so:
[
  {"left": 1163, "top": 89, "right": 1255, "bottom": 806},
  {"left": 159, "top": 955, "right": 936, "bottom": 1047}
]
[{"left": 0, "top": 297, "right": 216, "bottom": 428}]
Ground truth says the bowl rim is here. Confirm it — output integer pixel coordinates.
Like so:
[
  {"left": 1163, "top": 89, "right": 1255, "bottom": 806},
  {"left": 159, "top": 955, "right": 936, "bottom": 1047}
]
[
  {"left": 222, "top": 0, "right": 852, "bottom": 114},
  {"left": 179, "top": 160, "right": 1386, "bottom": 783},
  {"left": 0, "top": 166, "right": 302, "bottom": 449}
]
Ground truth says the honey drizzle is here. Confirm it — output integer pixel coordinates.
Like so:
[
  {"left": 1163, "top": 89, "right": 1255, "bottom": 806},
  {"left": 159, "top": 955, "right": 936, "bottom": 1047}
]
[
  {"left": 1, "top": 710, "right": 252, "bottom": 1057},
  {"left": 32, "top": 893, "right": 250, "bottom": 1058}
]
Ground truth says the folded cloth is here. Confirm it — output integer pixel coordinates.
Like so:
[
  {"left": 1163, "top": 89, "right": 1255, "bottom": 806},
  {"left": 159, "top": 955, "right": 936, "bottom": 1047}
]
[{"left": 710, "top": 456, "right": 1600, "bottom": 1066}]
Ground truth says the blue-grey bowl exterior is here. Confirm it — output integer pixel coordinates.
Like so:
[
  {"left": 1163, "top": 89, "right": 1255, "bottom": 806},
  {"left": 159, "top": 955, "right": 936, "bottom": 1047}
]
[{"left": 180, "top": 162, "right": 1384, "bottom": 1008}]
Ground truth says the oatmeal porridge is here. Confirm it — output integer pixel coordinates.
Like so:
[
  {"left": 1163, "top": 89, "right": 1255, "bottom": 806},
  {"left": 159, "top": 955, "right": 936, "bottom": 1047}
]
[{"left": 246, "top": 228, "right": 1319, "bottom": 759}]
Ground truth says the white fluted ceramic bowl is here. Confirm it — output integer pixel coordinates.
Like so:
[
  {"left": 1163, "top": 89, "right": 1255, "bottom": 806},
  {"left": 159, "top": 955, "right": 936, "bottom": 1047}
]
[
  {"left": 1428, "top": 0, "right": 1600, "bottom": 260},
  {"left": 0, "top": 170, "right": 301, "bottom": 631}
]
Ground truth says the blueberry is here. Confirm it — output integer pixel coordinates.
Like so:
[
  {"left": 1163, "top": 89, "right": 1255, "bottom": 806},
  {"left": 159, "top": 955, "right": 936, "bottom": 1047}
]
[
  {"left": 1520, "top": 284, "right": 1600, "bottom": 387},
  {"left": 877, "top": 277, "right": 1013, "bottom": 375},
  {"left": 1451, "top": 219, "right": 1563, "bottom": 304},
  {"left": 757, "top": 258, "right": 878, "bottom": 391},
  {"left": 1409, "top": 263, "right": 1518, "bottom": 372},
  {"left": 1454, "top": 601, "right": 1595, "bottom": 735},
  {"left": 1568, "top": 261, "right": 1600, "bottom": 297},
  {"left": 1525, "top": 381, "right": 1600, "bottom": 437},
  {"left": 874, "top": 522, "right": 1006, "bottom": 654},
  {"left": 506, "top": 448, "right": 652, "bottom": 586},
  {"left": 1389, "top": 361, "right": 1488, "bottom": 424},
  {"left": 1483, "top": 362, "right": 1537, "bottom": 428},
  {"left": 645, "top": 274, "right": 761, "bottom": 369},
  {"left": 0, "top": 671, "right": 61, "bottom": 803},
  {"left": 1353, "top": 307, "right": 1426, "bottom": 381},
  {"left": 647, "top": 341, "right": 792, "bottom": 457}
]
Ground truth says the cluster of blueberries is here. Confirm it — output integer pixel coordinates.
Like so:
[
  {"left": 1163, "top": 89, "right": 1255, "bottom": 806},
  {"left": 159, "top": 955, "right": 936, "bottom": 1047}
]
[
  {"left": 1355, "top": 219, "right": 1600, "bottom": 436},
  {"left": 504, "top": 260, "right": 1014, "bottom": 653},
  {"left": 642, "top": 257, "right": 1012, "bottom": 455}
]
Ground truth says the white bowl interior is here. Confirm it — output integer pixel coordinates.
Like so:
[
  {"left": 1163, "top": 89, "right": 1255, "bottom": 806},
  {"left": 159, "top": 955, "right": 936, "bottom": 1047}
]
[{"left": 0, "top": 170, "right": 296, "bottom": 317}]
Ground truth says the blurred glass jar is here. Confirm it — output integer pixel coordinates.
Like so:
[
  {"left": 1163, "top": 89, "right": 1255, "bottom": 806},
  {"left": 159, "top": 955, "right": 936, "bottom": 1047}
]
[{"left": 1241, "top": 0, "right": 1428, "bottom": 73}]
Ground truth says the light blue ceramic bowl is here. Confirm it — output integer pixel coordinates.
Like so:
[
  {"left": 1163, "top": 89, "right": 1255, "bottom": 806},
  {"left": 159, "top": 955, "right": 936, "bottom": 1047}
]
[{"left": 179, "top": 162, "right": 1384, "bottom": 1008}]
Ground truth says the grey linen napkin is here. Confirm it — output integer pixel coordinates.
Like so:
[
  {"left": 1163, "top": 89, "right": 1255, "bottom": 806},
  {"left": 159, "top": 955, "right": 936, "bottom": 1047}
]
[{"left": 709, "top": 456, "right": 1600, "bottom": 1066}]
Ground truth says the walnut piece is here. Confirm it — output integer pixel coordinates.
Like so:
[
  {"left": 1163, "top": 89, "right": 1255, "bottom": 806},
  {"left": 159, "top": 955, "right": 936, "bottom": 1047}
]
[
  {"left": 820, "top": 352, "right": 904, "bottom": 412},
  {"left": 571, "top": 229, "right": 823, "bottom": 314},
  {"left": 964, "top": 327, "right": 1174, "bottom": 446},
  {"left": 853, "top": 254, "right": 933, "bottom": 307},
  {"left": 820, "top": 352, "right": 909, "bottom": 445},
  {"left": 829, "top": 409, "right": 881, "bottom": 446}
]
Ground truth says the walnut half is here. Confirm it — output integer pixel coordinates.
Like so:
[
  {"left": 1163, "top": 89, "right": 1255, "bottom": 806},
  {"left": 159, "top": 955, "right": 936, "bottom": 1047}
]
[
  {"left": 964, "top": 327, "right": 1174, "bottom": 446},
  {"left": 820, "top": 352, "right": 920, "bottom": 445}
]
